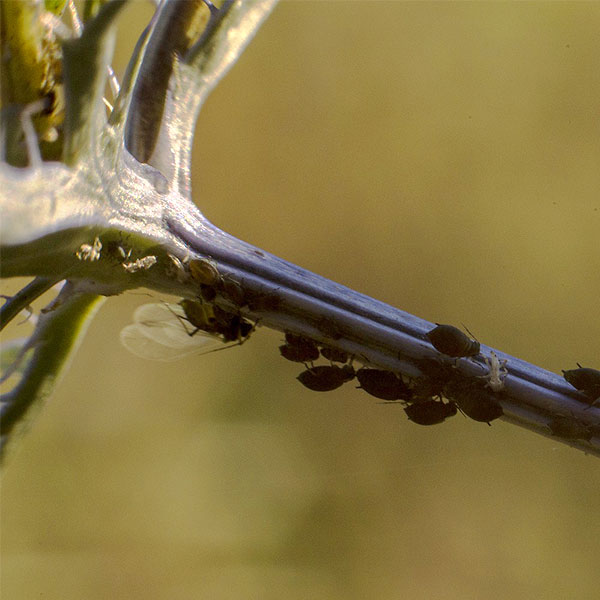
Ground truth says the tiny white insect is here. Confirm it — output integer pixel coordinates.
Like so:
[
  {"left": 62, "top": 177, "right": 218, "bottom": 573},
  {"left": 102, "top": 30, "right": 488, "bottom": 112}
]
[
  {"left": 119, "top": 302, "right": 228, "bottom": 362},
  {"left": 118, "top": 246, "right": 132, "bottom": 260},
  {"left": 166, "top": 253, "right": 190, "bottom": 283},
  {"left": 76, "top": 237, "right": 102, "bottom": 261},
  {"left": 122, "top": 255, "right": 157, "bottom": 273},
  {"left": 484, "top": 351, "right": 508, "bottom": 392}
]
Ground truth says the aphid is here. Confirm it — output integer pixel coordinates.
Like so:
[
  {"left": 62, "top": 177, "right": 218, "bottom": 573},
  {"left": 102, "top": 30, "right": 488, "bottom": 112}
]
[
  {"left": 547, "top": 415, "right": 593, "bottom": 441},
  {"left": 165, "top": 253, "right": 190, "bottom": 282},
  {"left": 199, "top": 283, "right": 217, "bottom": 302},
  {"left": 562, "top": 364, "right": 600, "bottom": 405},
  {"left": 426, "top": 324, "right": 480, "bottom": 358},
  {"left": 105, "top": 240, "right": 132, "bottom": 264},
  {"left": 316, "top": 317, "right": 343, "bottom": 341},
  {"left": 444, "top": 379, "right": 503, "bottom": 425},
  {"left": 179, "top": 299, "right": 217, "bottom": 332},
  {"left": 189, "top": 259, "right": 247, "bottom": 307},
  {"left": 120, "top": 303, "right": 227, "bottom": 361},
  {"left": 279, "top": 333, "right": 320, "bottom": 363},
  {"left": 117, "top": 246, "right": 132, "bottom": 260},
  {"left": 356, "top": 368, "right": 411, "bottom": 401},
  {"left": 246, "top": 291, "right": 281, "bottom": 312},
  {"left": 285, "top": 332, "right": 311, "bottom": 346},
  {"left": 122, "top": 255, "right": 157, "bottom": 272},
  {"left": 280, "top": 343, "right": 320, "bottom": 363},
  {"left": 211, "top": 305, "right": 255, "bottom": 343},
  {"left": 220, "top": 277, "right": 246, "bottom": 307},
  {"left": 320, "top": 345, "right": 349, "bottom": 364},
  {"left": 404, "top": 400, "right": 457, "bottom": 426},
  {"left": 297, "top": 365, "right": 355, "bottom": 392},
  {"left": 412, "top": 358, "right": 455, "bottom": 399},
  {"left": 76, "top": 237, "right": 102, "bottom": 261},
  {"left": 484, "top": 351, "right": 508, "bottom": 392},
  {"left": 189, "top": 258, "right": 220, "bottom": 286}
]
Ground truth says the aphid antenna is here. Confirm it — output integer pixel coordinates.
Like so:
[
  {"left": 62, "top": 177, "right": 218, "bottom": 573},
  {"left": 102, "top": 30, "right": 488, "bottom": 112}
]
[
  {"left": 453, "top": 405, "right": 469, "bottom": 421},
  {"left": 460, "top": 323, "right": 480, "bottom": 342}
]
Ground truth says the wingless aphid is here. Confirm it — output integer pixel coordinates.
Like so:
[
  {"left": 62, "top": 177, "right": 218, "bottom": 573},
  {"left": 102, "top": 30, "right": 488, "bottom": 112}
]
[
  {"left": 404, "top": 400, "right": 457, "bottom": 426},
  {"left": 547, "top": 415, "right": 594, "bottom": 441},
  {"left": 320, "top": 345, "right": 349, "bottom": 364},
  {"left": 562, "top": 364, "right": 600, "bottom": 405},
  {"left": 426, "top": 324, "right": 480, "bottom": 358},
  {"left": 189, "top": 258, "right": 220, "bottom": 286},
  {"left": 297, "top": 365, "right": 355, "bottom": 392},
  {"left": 444, "top": 378, "right": 503, "bottom": 425},
  {"left": 356, "top": 368, "right": 412, "bottom": 401},
  {"left": 279, "top": 333, "right": 320, "bottom": 363},
  {"left": 412, "top": 358, "right": 455, "bottom": 399}
]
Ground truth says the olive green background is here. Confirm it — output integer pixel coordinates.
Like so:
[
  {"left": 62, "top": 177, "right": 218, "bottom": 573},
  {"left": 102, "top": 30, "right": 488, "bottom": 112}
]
[{"left": 2, "top": 2, "right": 600, "bottom": 598}]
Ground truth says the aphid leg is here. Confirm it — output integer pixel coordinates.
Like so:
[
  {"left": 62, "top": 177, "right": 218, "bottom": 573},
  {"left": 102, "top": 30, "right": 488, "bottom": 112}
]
[{"left": 163, "top": 302, "right": 198, "bottom": 337}]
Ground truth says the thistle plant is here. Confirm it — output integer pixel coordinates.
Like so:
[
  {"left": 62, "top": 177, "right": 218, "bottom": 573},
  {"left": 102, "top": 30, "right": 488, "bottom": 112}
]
[{"left": 1, "top": 0, "right": 598, "bottom": 464}]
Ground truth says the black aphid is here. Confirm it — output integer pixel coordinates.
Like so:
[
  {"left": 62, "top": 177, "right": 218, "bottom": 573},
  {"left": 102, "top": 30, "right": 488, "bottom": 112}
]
[
  {"left": 562, "top": 364, "right": 600, "bottom": 404},
  {"left": 426, "top": 324, "right": 480, "bottom": 358},
  {"left": 212, "top": 306, "right": 254, "bottom": 342},
  {"left": 280, "top": 333, "right": 320, "bottom": 363},
  {"left": 320, "top": 346, "right": 349, "bottom": 364},
  {"left": 356, "top": 368, "right": 412, "bottom": 401},
  {"left": 199, "top": 283, "right": 217, "bottom": 302},
  {"left": 280, "top": 343, "right": 320, "bottom": 363},
  {"left": 412, "top": 358, "right": 455, "bottom": 399},
  {"left": 404, "top": 400, "right": 457, "bottom": 426},
  {"left": 297, "top": 365, "right": 355, "bottom": 392},
  {"left": 221, "top": 277, "right": 246, "bottom": 306},
  {"left": 444, "top": 379, "right": 503, "bottom": 425},
  {"left": 548, "top": 415, "right": 593, "bottom": 441}
]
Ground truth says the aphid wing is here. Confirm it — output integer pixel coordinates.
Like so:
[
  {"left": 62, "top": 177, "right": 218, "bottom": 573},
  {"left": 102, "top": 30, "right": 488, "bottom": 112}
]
[
  {"left": 122, "top": 303, "right": 237, "bottom": 360},
  {"left": 132, "top": 302, "right": 185, "bottom": 326},
  {"left": 120, "top": 323, "right": 218, "bottom": 361},
  {"left": 132, "top": 303, "right": 204, "bottom": 349}
]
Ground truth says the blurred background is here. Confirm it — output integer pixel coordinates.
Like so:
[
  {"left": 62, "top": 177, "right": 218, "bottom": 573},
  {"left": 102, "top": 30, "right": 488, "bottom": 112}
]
[{"left": 2, "top": 2, "right": 600, "bottom": 598}]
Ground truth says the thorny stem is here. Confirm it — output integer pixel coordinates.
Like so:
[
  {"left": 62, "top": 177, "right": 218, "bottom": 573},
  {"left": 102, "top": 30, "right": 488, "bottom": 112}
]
[{"left": 167, "top": 217, "right": 600, "bottom": 457}]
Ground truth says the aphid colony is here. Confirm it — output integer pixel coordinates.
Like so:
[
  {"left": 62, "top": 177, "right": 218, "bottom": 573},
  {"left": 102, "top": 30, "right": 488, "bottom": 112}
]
[
  {"left": 120, "top": 262, "right": 598, "bottom": 439},
  {"left": 280, "top": 323, "right": 507, "bottom": 427},
  {"left": 120, "top": 258, "right": 256, "bottom": 361}
]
